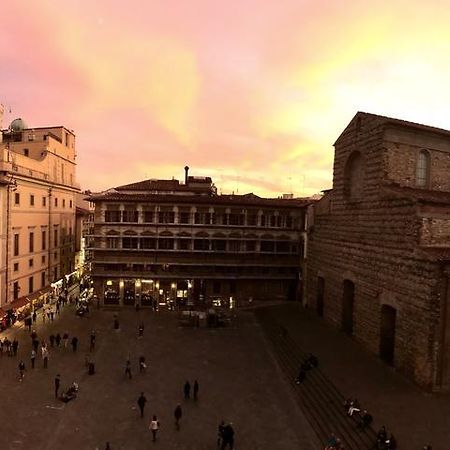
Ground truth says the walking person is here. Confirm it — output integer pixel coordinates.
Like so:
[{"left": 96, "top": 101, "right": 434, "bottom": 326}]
[
  {"left": 149, "top": 415, "right": 160, "bottom": 442},
  {"left": 174, "top": 404, "right": 182, "bottom": 431},
  {"left": 221, "top": 423, "right": 235, "bottom": 450},
  {"left": 18, "top": 360, "right": 26, "bottom": 381},
  {"left": 42, "top": 346, "right": 49, "bottom": 369},
  {"left": 193, "top": 380, "right": 199, "bottom": 401},
  {"left": 12, "top": 338, "right": 19, "bottom": 356},
  {"left": 71, "top": 336, "right": 79, "bottom": 353},
  {"left": 63, "top": 332, "right": 69, "bottom": 348},
  {"left": 217, "top": 421, "right": 225, "bottom": 449},
  {"left": 137, "top": 392, "right": 147, "bottom": 418},
  {"left": 30, "top": 349, "right": 36, "bottom": 369},
  {"left": 183, "top": 381, "right": 191, "bottom": 399},
  {"left": 125, "top": 359, "right": 132, "bottom": 379},
  {"left": 55, "top": 374, "right": 61, "bottom": 398},
  {"left": 138, "top": 322, "right": 144, "bottom": 338},
  {"left": 139, "top": 356, "right": 146, "bottom": 373}
]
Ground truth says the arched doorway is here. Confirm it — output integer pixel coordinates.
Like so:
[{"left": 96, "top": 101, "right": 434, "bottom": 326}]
[
  {"left": 380, "top": 305, "right": 396, "bottom": 365},
  {"left": 317, "top": 277, "right": 325, "bottom": 317},
  {"left": 342, "top": 280, "right": 354, "bottom": 334}
]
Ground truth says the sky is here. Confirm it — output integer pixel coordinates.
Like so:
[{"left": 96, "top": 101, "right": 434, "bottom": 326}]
[{"left": 1, "top": 0, "right": 449, "bottom": 197}]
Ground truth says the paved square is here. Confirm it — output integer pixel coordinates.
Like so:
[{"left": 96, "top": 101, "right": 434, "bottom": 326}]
[{"left": 0, "top": 304, "right": 319, "bottom": 450}]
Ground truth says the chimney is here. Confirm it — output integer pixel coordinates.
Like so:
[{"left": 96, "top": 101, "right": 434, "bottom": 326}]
[{"left": 184, "top": 166, "right": 189, "bottom": 185}]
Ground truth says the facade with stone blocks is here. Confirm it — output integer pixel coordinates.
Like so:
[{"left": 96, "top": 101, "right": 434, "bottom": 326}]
[{"left": 305, "top": 112, "right": 450, "bottom": 391}]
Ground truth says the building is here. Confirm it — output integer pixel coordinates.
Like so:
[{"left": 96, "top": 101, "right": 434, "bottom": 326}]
[
  {"left": 305, "top": 112, "right": 450, "bottom": 391},
  {"left": 0, "top": 118, "right": 79, "bottom": 314},
  {"left": 88, "top": 168, "right": 308, "bottom": 308},
  {"left": 74, "top": 191, "right": 94, "bottom": 279}
]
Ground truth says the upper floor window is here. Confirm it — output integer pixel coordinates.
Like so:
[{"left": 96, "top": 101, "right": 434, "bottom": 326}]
[
  {"left": 14, "top": 193, "right": 20, "bottom": 205},
  {"left": 343, "top": 151, "right": 364, "bottom": 200},
  {"left": 42, "top": 196, "right": 46, "bottom": 207},
  {"left": 30, "top": 194, "right": 35, "bottom": 206},
  {"left": 24, "top": 148, "right": 29, "bottom": 157},
  {"left": 416, "top": 150, "right": 430, "bottom": 188},
  {"left": 105, "top": 210, "right": 121, "bottom": 222},
  {"left": 122, "top": 210, "right": 138, "bottom": 223},
  {"left": 158, "top": 211, "right": 175, "bottom": 224}
]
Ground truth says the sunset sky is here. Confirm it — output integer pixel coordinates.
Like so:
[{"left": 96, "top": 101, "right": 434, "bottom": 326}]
[{"left": 1, "top": 0, "right": 449, "bottom": 197}]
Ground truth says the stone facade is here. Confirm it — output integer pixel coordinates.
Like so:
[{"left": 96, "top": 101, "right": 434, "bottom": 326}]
[{"left": 305, "top": 112, "right": 450, "bottom": 391}]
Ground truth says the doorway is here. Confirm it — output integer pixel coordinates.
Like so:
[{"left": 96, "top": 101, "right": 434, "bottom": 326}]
[
  {"left": 317, "top": 277, "right": 325, "bottom": 317},
  {"left": 342, "top": 280, "right": 354, "bottom": 334},
  {"left": 380, "top": 305, "right": 396, "bottom": 365}
]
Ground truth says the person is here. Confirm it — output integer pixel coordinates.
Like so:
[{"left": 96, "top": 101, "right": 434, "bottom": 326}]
[
  {"left": 221, "top": 422, "right": 235, "bottom": 450},
  {"left": 137, "top": 392, "right": 147, "bottom": 418},
  {"left": 71, "top": 336, "right": 78, "bottom": 352},
  {"left": 12, "top": 338, "right": 18, "bottom": 356},
  {"left": 376, "top": 426, "right": 388, "bottom": 449},
  {"left": 18, "top": 360, "right": 25, "bottom": 381},
  {"left": 183, "top": 381, "right": 191, "bottom": 399},
  {"left": 55, "top": 374, "right": 61, "bottom": 398},
  {"left": 55, "top": 333, "right": 62, "bottom": 347},
  {"left": 49, "top": 334, "right": 55, "bottom": 348},
  {"left": 42, "top": 346, "right": 49, "bottom": 369},
  {"left": 217, "top": 421, "right": 225, "bottom": 448},
  {"left": 174, "top": 404, "right": 182, "bottom": 430},
  {"left": 307, "top": 353, "right": 319, "bottom": 368},
  {"left": 32, "top": 310, "right": 37, "bottom": 322},
  {"left": 193, "top": 380, "right": 199, "bottom": 401},
  {"left": 423, "top": 446, "right": 432, "bottom": 450},
  {"left": 139, "top": 356, "right": 146, "bottom": 373},
  {"left": 358, "top": 410, "right": 373, "bottom": 429},
  {"left": 105, "top": 443, "right": 111, "bottom": 450},
  {"left": 113, "top": 315, "right": 119, "bottom": 330},
  {"left": 347, "top": 399, "right": 360, "bottom": 416},
  {"left": 30, "top": 349, "right": 36, "bottom": 369},
  {"left": 63, "top": 332, "right": 69, "bottom": 348},
  {"left": 295, "top": 369, "right": 306, "bottom": 384},
  {"left": 385, "top": 433, "right": 397, "bottom": 449},
  {"left": 138, "top": 323, "right": 144, "bottom": 338},
  {"left": 149, "top": 415, "right": 160, "bottom": 442},
  {"left": 125, "top": 359, "right": 132, "bottom": 379}
]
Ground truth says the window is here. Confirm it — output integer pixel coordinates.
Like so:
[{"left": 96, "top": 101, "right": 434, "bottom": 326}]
[
  {"left": 62, "top": 199, "right": 66, "bottom": 208},
  {"left": 30, "top": 194, "right": 35, "bottom": 206},
  {"left": 212, "top": 239, "right": 226, "bottom": 251},
  {"left": 178, "top": 239, "right": 190, "bottom": 250},
  {"left": 29, "top": 258, "right": 33, "bottom": 268},
  {"left": 14, "top": 233, "right": 19, "bottom": 256},
  {"left": 140, "top": 237, "right": 156, "bottom": 249},
  {"left": 179, "top": 212, "right": 190, "bottom": 224},
  {"left": 122, "top": 210, "right": 138, "bottom": 223},
  {"left": 24, "top": 148, "right": 29, "bottom": 157},
  {"left": 260, "top": 215, "right": 267, "bottom": 227},
  {"left": 247, "top": 214, "right": 257, "bottom": 226},
  {"left": 13, "top": 262, "right": 19, "bottom": 272},
  {"left": 158, "top": 238, "right": 174, "bottom": 250},
  {"left": 13, "top": 282, "right": 20, "bottom": 300},
  {"left": 41, "top": 271, "right": 46, "bottom": 288},
  {"left": 14, "top": 193, "right": 20, "bottom": 205},
  {"left": 193, "top": 239, "right": 209, "bottom": 251},
  {"left": 246, "top": 240, "right": 256, "bottom": 252},
  {"left": 122, "top": 236, "right": 138, "bottom": 249},
  {"left": 158, "top": 211, "right": 175, "bottom": 224},
  {"left": 42, "top": 196, "right": 46, "bottom": 207},
  {"left": 29, "top": 276, "right": 34, "bottom": 294},
  {"left": 69, "top": 199, "right": 72, "bottom": 208},
  {"left": 54, "top": 251, "right": 57, "bottom": 260},
  {"left": 143, "top": 211, "right": 154, "bottom": 223},
  {"left": 28, "top": 232, "right": 34, "bottom": 253},
  {"left": 228, "top": 240, "right": 241, "bottom": 252},
  {"left": 344, "top": 151, "right": 364, "bottom": 199},
  {"left": 261, "top": 241, "right": 275, "bottom": 252},
  {"left": 54, "top": 229, "right": 58, "bottom": 247},
  {"left": 105, "top": 210, "right": 121, "bottom": 222},
  {"left": 107, "top": 236, "right": 119, "bottom": 249},
  {"left": 416, "top": 150, "right": 430, "bottom": 187},
  {"left": 54, "top": 197, "right": 58, "bottom": 207},
  {"left": 42, "top": 230, "right": 46, "bottom": 250},
  {"left": 42, "top": 255, "right": 46, "bottom": 264}
]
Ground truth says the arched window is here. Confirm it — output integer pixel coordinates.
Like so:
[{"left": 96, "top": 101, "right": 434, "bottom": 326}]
[
  {"left": 416, "top": 150, "right": 430, "bottom": 187},
  {"left": 343, "top": 151, "right": 364, "bottom": 199}
]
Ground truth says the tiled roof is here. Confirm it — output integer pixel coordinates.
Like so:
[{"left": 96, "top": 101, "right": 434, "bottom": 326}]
[{"left": 116, "top": 179, "right": 182, "bottom": 191}]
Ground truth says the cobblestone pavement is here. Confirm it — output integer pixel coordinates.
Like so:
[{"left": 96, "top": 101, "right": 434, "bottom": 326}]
[
  {"left": 262, "top": 303, "right": 450, "bottom": 450},
  {"left": 0, "top": 303, "right": 320, "bottom": 450}
]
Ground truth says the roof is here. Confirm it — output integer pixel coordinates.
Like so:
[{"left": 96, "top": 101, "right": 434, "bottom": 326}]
[
  {"left": 382, "top": 184, "right": 450, "bottom": 205},
  {"left": 334, "top": 111, "right": 450, "bottom": 146},
  {"left": 417, "top": 247, "right": 450, "bottom": 262},
  {"left": 87, "top": 191, "right": 311, "bottom": 208},
  {"left": 116, "top": 179, "right": 182, "bottom": 191}
]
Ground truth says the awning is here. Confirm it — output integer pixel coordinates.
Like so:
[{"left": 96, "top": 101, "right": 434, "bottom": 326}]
[{"left": 6, "top": 286, "right": 53, "bottom": 311}]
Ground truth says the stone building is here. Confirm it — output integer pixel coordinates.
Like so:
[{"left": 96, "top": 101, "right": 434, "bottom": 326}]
[
  {"left": 88, "top": 169, "right": 308, "bottom": 308},
  {"left": 305, "top": 112, "right": 450, "bottom": 391},
  {"left": 0, "top": 118, "right": 79, "bottom": 312}
]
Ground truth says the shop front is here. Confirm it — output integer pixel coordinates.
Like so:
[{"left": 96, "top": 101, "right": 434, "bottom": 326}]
[{"left": 104, "top": 280, "right": 120, "bottom": 305}]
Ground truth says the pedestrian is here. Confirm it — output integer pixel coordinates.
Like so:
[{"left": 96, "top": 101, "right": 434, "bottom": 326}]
[
  {"left": 71, "top": 336, "right": 78, "bottom": 352},
  {"left": 63, "top": 332, "right": 69, "bottom": 348},
  {"left": 174, "top": 404, "right": 182, "bottom": 430},
  {"left": 183, "top": 381, "right": 191, "bottom": 399},
  {"left": 138, "top": 322, "right": 144, "bottom": 338},
  {"left": 139, "top": 356, "right": 146, "bottom": 373},
  {"left": 149, "top": 415, "right": 160, "bottom": 442},
  {"left": 12, "top": 338, "right": 18, "bottom": 356},
  {"left": 105, "top": 442, "right": 111, "bottom": 450},
  {"left": 217, "top": 421, "right": 225, "bottom": 448},
  {"left": 193, "top": 380, "right": 199, "bottom": 401},
  {"left": 32, "top": 310, "right": 37, "bottom": 322},
  {"left": 18, "top": 360, "right": 25, "bottom": 381},
  {"left": 49, "top": 334, "right": 55, "bottom": 348},
  {"left": 221, "top": 422, "right": 235, "bottom": 450},
  {"left": 137, "top": 392, "right": 147, "bottom": 418},
  {"left": 30, "top": 349, "right": 36, "bottom": 369},
  {"left": 31, "top": 329, "right": 37, "bottom": 341},
  {"left": 50, "top": 310, "right": 54, "bottom": 321},
  {"left": 32, "top": 338, "right": 39, "bottom": 353},
  {"left": 114, "top": 315, "right": 120, "bottom": 330},
  {"left": 90, "top": 330, "right": 96, "bottom": 352},
  {"left": 42, "top": 346, "right": 49, "bottom": 368},
  {"left": 55, "top": 374, "right": 61, "bottom": 398},
  {"left": 55, "top": 333, "right": 62, "bottom": 347},
  {"left": 125, "top": 359, "right": 132, "bottom": 379}
]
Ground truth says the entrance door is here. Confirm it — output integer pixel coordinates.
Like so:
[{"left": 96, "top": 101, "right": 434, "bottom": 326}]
[
  {"left": 342, "top": 280, "right": 354, "bottom": 334},
  {"left": 380, "top": 305, "right": 396, "bottom": 365},
  {"left": 317, "top": 277, "right": 325, "bottom": 317}
]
